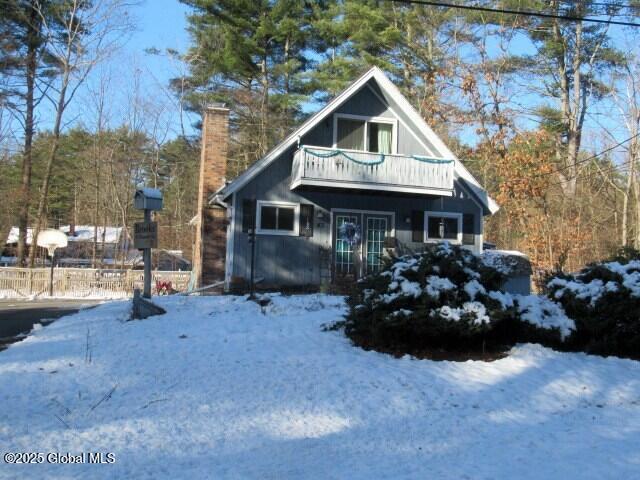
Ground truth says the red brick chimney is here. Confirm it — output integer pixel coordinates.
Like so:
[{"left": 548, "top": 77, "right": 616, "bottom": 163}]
[{"left": 193, "top": 104, "right": 230, "bottom": 288}]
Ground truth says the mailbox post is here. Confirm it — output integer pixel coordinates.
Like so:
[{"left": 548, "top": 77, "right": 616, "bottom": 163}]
[{"left": 134, "top": 188, "right": 163, "bottom": 298}]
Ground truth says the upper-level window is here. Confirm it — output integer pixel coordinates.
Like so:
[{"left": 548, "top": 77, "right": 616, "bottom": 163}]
[{"left": 334, "top": 115, "right": 395, "bottom": 154}]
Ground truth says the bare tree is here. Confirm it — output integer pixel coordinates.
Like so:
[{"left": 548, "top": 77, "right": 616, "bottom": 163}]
[{"left": 28, "top": 0, "right": 134, "bottom": 267}]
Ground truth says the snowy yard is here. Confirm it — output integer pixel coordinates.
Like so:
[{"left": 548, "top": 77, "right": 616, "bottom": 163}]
[{"left": 1, "top": 295, "right": 639, "bottom": 479}]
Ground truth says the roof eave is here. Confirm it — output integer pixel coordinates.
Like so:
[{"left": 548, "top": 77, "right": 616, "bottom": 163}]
[{"left": 218, "top": 66, "right": 498, "bottom": 214}]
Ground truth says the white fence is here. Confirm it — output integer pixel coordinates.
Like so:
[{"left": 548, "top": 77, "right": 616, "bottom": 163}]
[{"left": 0, "top": 267, "right": 191, "bottom": 299}]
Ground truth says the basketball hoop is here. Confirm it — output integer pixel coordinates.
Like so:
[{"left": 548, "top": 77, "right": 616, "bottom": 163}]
[
  {"left": 37, "top": 229, "right": 68, "bottom": 297},
  {"left": 37, "top": 229, "right": 68, "bottom": 257}
]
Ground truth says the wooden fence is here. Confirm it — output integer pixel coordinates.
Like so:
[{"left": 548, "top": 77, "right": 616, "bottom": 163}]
[{"left": 0, "top": 267, "right": 191, "bottom": 299}]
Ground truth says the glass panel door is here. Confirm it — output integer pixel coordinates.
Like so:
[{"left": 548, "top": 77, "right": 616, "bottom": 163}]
[
  {"left": 365, "top": 217, "right": 387, "bottom": 274},
  {"left": 335, "top": 215, "right": 359, "bottom": 276}
]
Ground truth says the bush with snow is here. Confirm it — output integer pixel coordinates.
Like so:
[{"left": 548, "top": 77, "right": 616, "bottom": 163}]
[
  {"left": 345, "top": 243, "right": 573, "bottom": 357},
  {"left": 545, "top": 252, "right": 640, "bottom": 358}
]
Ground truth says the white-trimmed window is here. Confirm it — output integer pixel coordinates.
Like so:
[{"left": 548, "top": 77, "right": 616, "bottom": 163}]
[
  {"left": 256, "top": 201, "right": 299, "bottom": 236},
  {"left": 424, "top": 211, "right": 462, "bottom": 244},
  {"left": 333, "top": 114, "right": 397, "bottom": 154}
]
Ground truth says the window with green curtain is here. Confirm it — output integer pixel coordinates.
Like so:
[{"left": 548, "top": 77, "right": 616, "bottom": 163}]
[
  {"left": 368, "top": 122, "right": 393, "bottom": 154},
  {"left": 337, "top": 118, "right": 365, "bottom": 150}
]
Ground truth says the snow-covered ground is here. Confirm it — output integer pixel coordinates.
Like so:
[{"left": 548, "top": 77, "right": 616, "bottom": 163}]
[{"left": 1, "top": 295, "right": 639, "bottom": 479}]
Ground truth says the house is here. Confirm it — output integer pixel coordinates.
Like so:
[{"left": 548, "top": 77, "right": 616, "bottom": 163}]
[
  {"left": 2, "top": 225, "right": 132, "bottom": 267},
  {"left": 192, "top": 67, "right": 500, "bottom": 292},
  {"left": 129, "top": 249, "right": 191, "bottom": 271}
]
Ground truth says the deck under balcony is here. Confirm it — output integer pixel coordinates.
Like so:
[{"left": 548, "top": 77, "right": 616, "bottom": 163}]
[{"left": 290, "top": 146, "right": 455, "bottom": 196}]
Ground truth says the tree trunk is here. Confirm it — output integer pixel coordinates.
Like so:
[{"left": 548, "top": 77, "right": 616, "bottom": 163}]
[
  {"left": 16, "top": 2, "right": 40, "bottom": 266},
  {"left": 28, "top": 68, "right": 70, "bottom": 267}
]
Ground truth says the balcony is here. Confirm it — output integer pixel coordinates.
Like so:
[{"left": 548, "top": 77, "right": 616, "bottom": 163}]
[{"left": 290, "top": 145, "right": 455, "bottom": 195}]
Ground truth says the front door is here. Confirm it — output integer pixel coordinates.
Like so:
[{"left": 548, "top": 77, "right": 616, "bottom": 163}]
[
  {"left": 334, "top": 213, "right": 360, "bottom": 280},
  {"left": 363, "top": 215, "right": 388, "bottom": 274},
  {"left": 333, "top": 211, "right": 392, "bottom": 280}
]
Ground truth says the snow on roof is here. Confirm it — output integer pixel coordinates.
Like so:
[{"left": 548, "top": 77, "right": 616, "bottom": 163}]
[
  {"left": 6, "top": 227, "right": 34, "bottom": 245},
  {"left": 481, "top": 249, "right": 532, "bottom": 276},
  {"left": 5, "top": 225, "right": 123, "bottom": 245},
  {"left": 59, "top": 225, "right": 123, "bottom": 243}
]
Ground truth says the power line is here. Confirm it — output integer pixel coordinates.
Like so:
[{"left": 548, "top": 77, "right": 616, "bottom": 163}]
[
  {"left": 392, "top": 0, "right": 640, "bottom": 27},
  {"left": 503, "top": 132, "right": 640, "bottom": 185}
]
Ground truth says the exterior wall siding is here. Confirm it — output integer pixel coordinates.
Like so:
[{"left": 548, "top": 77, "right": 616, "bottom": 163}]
[
  {"left": 227, "top": 83, "right": 485, "bottom": 287},
  {"left": 231, "top": 151, "right": 483, "bottom": 286}
]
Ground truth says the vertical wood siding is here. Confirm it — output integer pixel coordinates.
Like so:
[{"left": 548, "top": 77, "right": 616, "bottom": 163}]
[{"left": 230, "top": 84, "right": 485, "bottom": 286}]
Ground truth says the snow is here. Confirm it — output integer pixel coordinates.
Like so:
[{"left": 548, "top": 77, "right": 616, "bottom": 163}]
[
  {"left": 1, "top": 295, "right": 639, "bottom": 479},
  {"left": 383, "top": 259, "right": 422, "bottom": 302},
  {"left": 386, "top": 257, "right": 419, "bottom": 280},
  {"left": 387, "top": 279, "right": 422, "bottom": 299},
  {"left": 5, "top": 227, "right": 34, "bottom": 245},
  {"left": 488, "top": 289, "right": 515, "bottom": 308},
  {"left": 514, "top": 294, "right": 576, "bottom": 339},
  {"left": 59, "top": 226, "right": 122, "bottom": 244},
  {"left": 436, "top": 301, "right": 490, "bottom": 325},
  {"left": 482, "top": 249, "right": 531, "bottom": 275},
  {"left": 6, "top": 226, "right": 122, "bottom": 245},
  {"left": 548, "top": 278, "right": 619, "bottom": 306},
  {"left": 548, "top": 260, "right": 640, "bottom": 302},
  {"left": 464, "top": 279, "right": 486, "bottom": 300},
  {"left": 424, "top": 275, "right": 456, "bottom": 298}
]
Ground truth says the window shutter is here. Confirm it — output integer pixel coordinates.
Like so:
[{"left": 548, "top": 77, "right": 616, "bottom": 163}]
[
  {"left": 299, "top": 204, "right": 314, "bottom": 237},
  {"left": 242, "top": 199, "right": 256, "bottom": 233},
  {"left": 411, "top": 211, "right": 424, "bottom": 242},
  {"left": 462, "top": 213, "right": 474, "bottom": 245}
]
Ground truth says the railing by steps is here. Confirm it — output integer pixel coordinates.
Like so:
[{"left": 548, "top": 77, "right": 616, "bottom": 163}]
[
  {"left": 0, "top": 267, "right": 191, "bottom": 299},
  {"left": 291, "top": 145, "right": 455, "bottom": 195}
]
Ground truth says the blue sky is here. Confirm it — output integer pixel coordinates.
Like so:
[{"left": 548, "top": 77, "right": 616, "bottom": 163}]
[
  {"left": 27, "top": 1, "right": 637, "bottom": 162},
  {"left": 127, "top": 0, "right": 191, "bottom": 85},
  {"left": 57, "top": 0, "right": 196, "bottom": 138}
]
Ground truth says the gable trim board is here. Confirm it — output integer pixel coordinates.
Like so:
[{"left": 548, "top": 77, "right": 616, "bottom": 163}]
[
  {"left": 216, "top": 67, "right": 498, "bottom": 216},
  {"left": 224, "top": 192, "right": 236, "bottom": 289}
]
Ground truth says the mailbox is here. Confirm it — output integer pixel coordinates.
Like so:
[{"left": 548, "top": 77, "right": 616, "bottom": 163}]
[{"left": 134, "top": 188, "right": 163, "bottom": 211}]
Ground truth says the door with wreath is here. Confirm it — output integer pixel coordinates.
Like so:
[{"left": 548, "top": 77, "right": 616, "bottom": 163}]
[{"left": 333, "top": 212, "right": 392, "bottom": 282}]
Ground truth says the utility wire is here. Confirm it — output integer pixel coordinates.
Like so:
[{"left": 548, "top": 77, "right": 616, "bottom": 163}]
[
  {"left": 391, "top": 0, "right": 640, "bottom": 27},
  {"left": 499, "top": 132, "right": 640, "bottom": 186}
]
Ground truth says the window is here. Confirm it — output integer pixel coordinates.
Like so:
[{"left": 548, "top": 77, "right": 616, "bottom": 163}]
[
  {"left": 336, "top": 118, "right": 365, "bottom": 150},
  {"left": 256, "top": 201, "right": 299, "bottom": 235},
  {"left": 424, "top": 212, "right": 462, "bottom": 244},
  {"left": 368, "top": 122, "right": 393, "bottom": 153},
  {"left": 334, "top": 115, "right": 395, "bottom": 154},
  {"left": 462, "top": 213, "right": 475, "bottom": 245}
]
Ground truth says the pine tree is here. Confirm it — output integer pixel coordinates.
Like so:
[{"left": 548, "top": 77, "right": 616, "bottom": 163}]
[
  {"left": 179, "top": 0, "right": 330, "bottom": 176},
  {"left": 505, "top": 0, "right": 629, "bottom": 196},
  {"left": 0, "top": 0, "right": 56, "bottom": 265}
]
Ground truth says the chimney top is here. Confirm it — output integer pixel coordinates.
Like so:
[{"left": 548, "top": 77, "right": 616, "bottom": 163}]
[{"left": 205, "top": 102, "right": 229, "bottom": 112}]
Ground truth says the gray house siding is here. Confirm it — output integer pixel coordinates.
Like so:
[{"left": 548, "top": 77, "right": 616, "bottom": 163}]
[
  {"left": 230, "top": 150, "right": 483, "bottom": 286},
  {"left": 299, "top": 82, "right": 427, "bottom": 156},
  {"left": 226, "top": 81, "right": 485, "bottom": 287},
  {"left": 367, "top": 81, "right": 443, "bottom": 157}
]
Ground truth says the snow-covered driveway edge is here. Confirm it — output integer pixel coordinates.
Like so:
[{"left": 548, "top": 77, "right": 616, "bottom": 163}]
[{"left": 1, "top": 295, "right": 639, "bottom": 480}]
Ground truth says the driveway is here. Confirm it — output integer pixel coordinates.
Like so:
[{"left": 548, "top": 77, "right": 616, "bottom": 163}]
[{"left": 0, "top": 299, "right": 104, "bottom": 349}]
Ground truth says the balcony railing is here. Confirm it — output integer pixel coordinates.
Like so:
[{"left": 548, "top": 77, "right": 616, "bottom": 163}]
[{"left": 290, "top": 145, "right": 455, "bottom": 195}]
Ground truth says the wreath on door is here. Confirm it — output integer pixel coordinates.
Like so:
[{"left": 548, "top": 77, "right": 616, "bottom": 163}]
[{"left": 338, "top": 222, "right": 361, "bottom": 246}]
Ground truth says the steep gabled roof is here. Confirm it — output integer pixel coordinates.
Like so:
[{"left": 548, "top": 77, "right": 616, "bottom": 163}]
[{"left": 219, "top": 67, "right": 498, "bottom": 214}]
